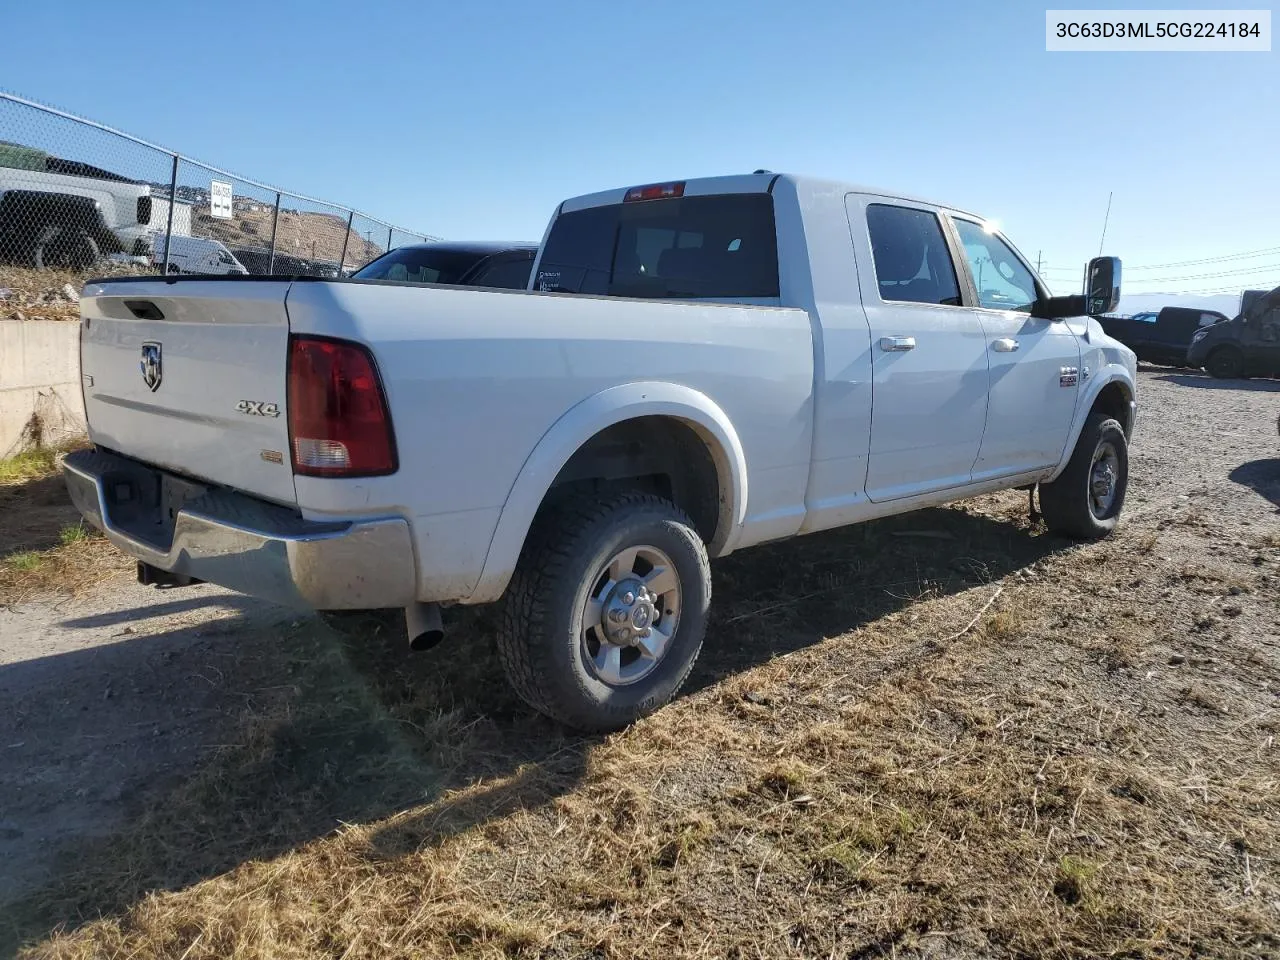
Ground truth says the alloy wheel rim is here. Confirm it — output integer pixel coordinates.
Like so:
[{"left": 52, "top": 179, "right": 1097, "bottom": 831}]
[
  {"left": 580, "top": 544, "right": 682, "bottom": 686},
  {"left": 1089, "top": 441, "right": 1120, "bottom": 519}
]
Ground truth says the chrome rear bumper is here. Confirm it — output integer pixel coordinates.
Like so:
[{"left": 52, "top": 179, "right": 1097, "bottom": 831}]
[{"left": 63, "top": 448, "right": 416, "bottom": 609}]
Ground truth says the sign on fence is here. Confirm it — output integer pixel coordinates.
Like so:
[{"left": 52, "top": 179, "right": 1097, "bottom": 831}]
[{"left": 210, "top": 180, "right": 233, "bottom": 219}]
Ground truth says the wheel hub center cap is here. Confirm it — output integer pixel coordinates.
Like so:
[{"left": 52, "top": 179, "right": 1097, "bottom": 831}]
[
  {"left": 602, "top": 579, "right": 656, "bottom": 646},
  {"left": 1093, "top": 464, "right": 1115, "bottom": 498}
]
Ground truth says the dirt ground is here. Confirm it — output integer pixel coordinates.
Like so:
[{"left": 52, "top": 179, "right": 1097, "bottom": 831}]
[{"left": 0, "top": 368, "right": 1277, "bottom": 959}]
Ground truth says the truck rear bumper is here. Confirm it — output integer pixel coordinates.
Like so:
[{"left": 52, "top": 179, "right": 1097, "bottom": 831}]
[{"left": 63, "top": 448, "right": 417, "bottom": 610}]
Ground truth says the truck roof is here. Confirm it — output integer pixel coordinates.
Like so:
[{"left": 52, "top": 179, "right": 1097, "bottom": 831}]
[
  {"left": 558, "top": 172, "right": 983, "bottom": 220},
  {"left": 392, "top": 240, "right": 539, "bottom": 256}
]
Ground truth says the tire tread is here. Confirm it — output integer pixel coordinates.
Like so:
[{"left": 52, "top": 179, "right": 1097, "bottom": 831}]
[
  {"left": 496, "top": 490, "right": 707, "bottom": 730},
  {"left": 1039, "top": 412, "right": 1127, "bottom": 541}
]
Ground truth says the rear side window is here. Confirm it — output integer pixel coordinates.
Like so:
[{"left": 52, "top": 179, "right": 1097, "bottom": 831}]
[
  {"left": 866, "top": 204, "right": 961, "bottom": 307},
  {"left": 353, "top": 248, "right": 486, "bottom": 285},
  {"left": 536, "top": 193, "right": 779, "bottom": 299},
  {"left": 470, "top": 255, "right": 534, "bottom": 290}
]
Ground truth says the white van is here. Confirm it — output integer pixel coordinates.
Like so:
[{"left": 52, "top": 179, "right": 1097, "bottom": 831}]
[{"left": 151, "top": 234, "right": 247, "bottom": 275}]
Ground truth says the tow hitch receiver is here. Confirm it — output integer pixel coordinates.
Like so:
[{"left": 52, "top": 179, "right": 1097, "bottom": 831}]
[{"left": 136, "top": 561, "right": 204, "bottom": 589}]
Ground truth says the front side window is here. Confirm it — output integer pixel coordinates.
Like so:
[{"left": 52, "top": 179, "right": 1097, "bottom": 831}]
[
  {"left": 952, "top": 218, "right": 1038, "bottom": 312},
  {"left": 535, "top": 193, "right": 779, "bottom": 299},
  {"left": 865, "top": 204, "right": 961, "bottom": 306}
]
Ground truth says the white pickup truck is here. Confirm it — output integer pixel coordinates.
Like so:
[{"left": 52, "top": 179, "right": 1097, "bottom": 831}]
[
  {"left": 65, "top": 172, "right": 1136, "bottom": 731},
  {"left": 0, "top": 144, "right": 154, "bottom": 269}
]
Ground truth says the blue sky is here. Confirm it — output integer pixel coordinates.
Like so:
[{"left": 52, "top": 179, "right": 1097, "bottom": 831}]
[{"left": 3, "top": 0, "right": 1276, "bottom": 300}]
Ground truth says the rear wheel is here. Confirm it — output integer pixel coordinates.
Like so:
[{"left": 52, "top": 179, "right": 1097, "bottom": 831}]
[
  {"left": 1206, "top": 346, "right": 1244, "bottom": 379},
  {"left": 1039, "top": 413, "right": 1128, "bottom": 540},
  {"left": 497, "top": 491, "right": 711, "bottom": 732},
  {"left": 33, "top": 224, "right": 101, "bottom": 271}
]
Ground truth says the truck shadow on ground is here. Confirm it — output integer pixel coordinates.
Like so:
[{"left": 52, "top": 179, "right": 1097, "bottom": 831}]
[
  {"left": 2, "top": 500, "right": 1068, "bottom": 951},
  {"left": 1155, "top": 372, "right": 1280, "bottom": 392},
  {"left": 0, "top": 474, "right": 83, "bottom": 554},
  {"left": 1229, "top": 459, "right": 1280, "bottom": 509}
]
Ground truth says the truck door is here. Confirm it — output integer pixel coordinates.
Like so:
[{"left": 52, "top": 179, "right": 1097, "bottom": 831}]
[
  {"left": 1250, "top": 303, "right": 1280, "bottom": 372},
  {"left": 845, "top": 195, "right": 989, "bottom": 502},
  {"left": 946, "top": 215, "right": 1081, "bottom": 478}
]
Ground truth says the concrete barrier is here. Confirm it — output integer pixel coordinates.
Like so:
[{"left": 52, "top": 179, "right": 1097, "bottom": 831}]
[{"left": 0, "top": 321, "right": 85, "bottom": 458}]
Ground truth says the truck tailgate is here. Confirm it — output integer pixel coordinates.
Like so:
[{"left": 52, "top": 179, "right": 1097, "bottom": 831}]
[{"left": 79, "top": 278, "right": 297, "bottom": 505}]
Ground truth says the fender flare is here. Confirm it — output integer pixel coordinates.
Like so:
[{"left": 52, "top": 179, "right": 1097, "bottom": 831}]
[
  {"left": 464, "top": 381, "right": 749, "bottom": 604},
  {"left": 1046, "top": 367, "right": 1135, "bottom": 482}
]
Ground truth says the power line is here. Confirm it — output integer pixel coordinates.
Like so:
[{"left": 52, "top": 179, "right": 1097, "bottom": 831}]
[
  {"left": 1039, "top": 245, "right": 1280, "bottom": 276},
  {"left": 1124, "top": 245, "right": 1280, "bottom": 271},
  {"left": 1119, "top": 262, "right": 1280, "bottom": 284}
]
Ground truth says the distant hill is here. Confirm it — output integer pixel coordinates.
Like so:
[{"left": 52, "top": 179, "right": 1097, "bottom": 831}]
[{"left": 191, "top": 204, "right": 387, "bottom": 269}]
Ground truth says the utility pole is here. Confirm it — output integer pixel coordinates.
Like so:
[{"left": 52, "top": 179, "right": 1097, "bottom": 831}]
[{"left": 1036, "top": 250, "right": 1042, "bottom": 273}]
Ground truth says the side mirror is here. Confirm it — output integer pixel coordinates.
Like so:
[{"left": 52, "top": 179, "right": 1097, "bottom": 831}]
[
  {"left": 1086, "top": 256, "right": 1121, "bottom": 315},
  {"left": 1031, "top": 294, "right": 1086, "bottom": 320}
]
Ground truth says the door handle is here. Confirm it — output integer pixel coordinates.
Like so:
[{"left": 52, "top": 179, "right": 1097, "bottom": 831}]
[
  {"left": 880, "top": 336, "right": 916, "bottom": 352},
  {"left": 992, "top": 338, "right": 1020, "bottom": 353}
]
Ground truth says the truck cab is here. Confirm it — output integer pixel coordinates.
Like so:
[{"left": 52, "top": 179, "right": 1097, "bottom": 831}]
[
  {"left": 1187, "top": 285, "right": 1280, "bottom": 378},
  {"left": 533, "top": 173, "right": 1133, "bottom": 511}
]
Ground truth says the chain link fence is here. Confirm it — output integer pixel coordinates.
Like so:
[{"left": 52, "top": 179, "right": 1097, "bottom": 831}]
[{"left": 0, "top": 91, "right": 436, "bottom": 286}]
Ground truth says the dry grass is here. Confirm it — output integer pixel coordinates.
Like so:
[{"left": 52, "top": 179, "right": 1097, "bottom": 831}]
[
  {"left": 0, "top": 446, "right": 65, "bottom": 484},
  {"left": 0, "top": 441, "right": 129, "bottom": 602},
  {"left": 0, "top": 262, "right": 142, "bottom": 322},
  {"left": 4, "top": 487, "right": 1276, "bottom": 960}
]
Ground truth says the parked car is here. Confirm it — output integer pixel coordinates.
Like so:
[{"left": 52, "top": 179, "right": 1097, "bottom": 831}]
[
  {"left": 229, "top": 248, "right": 335, "bottom": 278},
  {"left": 1096, "top": 306, "right": 1228, "bottom": 367},
  {"left": 0, "top": 141, "right": 152, "bottom": 269},
  {"left": 152, "top": 234, "right": 247, "bottom": 275},
  {"left": 65, "top": 172, "right": 1134, "bottom": 731},
  {"left": 1186, "top": 284, "right": 1280, "bottom": 378},
  {"left": 351, "top": 241, "right": 538, "bottom": 289}
]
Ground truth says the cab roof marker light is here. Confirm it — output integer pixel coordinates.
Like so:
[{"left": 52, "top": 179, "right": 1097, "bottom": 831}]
[{"left": 623, "top": 181, "right": 686, "bottom": 203}]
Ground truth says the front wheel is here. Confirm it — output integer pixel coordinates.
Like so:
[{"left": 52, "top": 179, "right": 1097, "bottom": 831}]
[
  {"left": 1039, "top": 413, "right": 1129, "bottom": 540},
  {"left": 1206, "top": 347, "right": 1244, "bottom": 379},
  {"left": 497, "top": 491, "right": 711, "bottom": 732}
]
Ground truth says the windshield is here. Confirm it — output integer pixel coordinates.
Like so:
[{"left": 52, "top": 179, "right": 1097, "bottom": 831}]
[{"left": 353, "top": 247, "right": 488, "bottom": 284}]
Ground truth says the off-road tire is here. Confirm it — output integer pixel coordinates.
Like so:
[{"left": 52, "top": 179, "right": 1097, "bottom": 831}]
[
  {"left": 1039, "top": 413, "right": 1128, "bottom": 540},
  {"left": 497, "top": 491, "right": 711, "bottom": 732},
  {"left": 1206, "top": 347, "right": 1244, "bottom": 380},
  {"left": 33, "top": 224, "right": 101, "bottom": 272}
]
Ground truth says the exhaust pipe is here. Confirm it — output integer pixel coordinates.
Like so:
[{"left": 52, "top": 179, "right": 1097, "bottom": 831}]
[{"left": 405, "top": 602, "right": 444, "bottom": 651}]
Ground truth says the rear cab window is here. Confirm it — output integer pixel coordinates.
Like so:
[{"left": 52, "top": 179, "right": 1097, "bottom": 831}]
[
  {"left": 864, "top": 204, "right": 962, "bottom": 307},
  {"left": 535, "top": 192, "right": 780, "bottom": 300}
]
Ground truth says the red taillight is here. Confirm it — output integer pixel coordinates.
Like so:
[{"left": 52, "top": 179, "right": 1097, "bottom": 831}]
[
  {"left": 287, "top": 335, "right": 397, "bottom": 477},
  {"left": 623, "top": 181, "right": 686, "bottom": 202}
]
